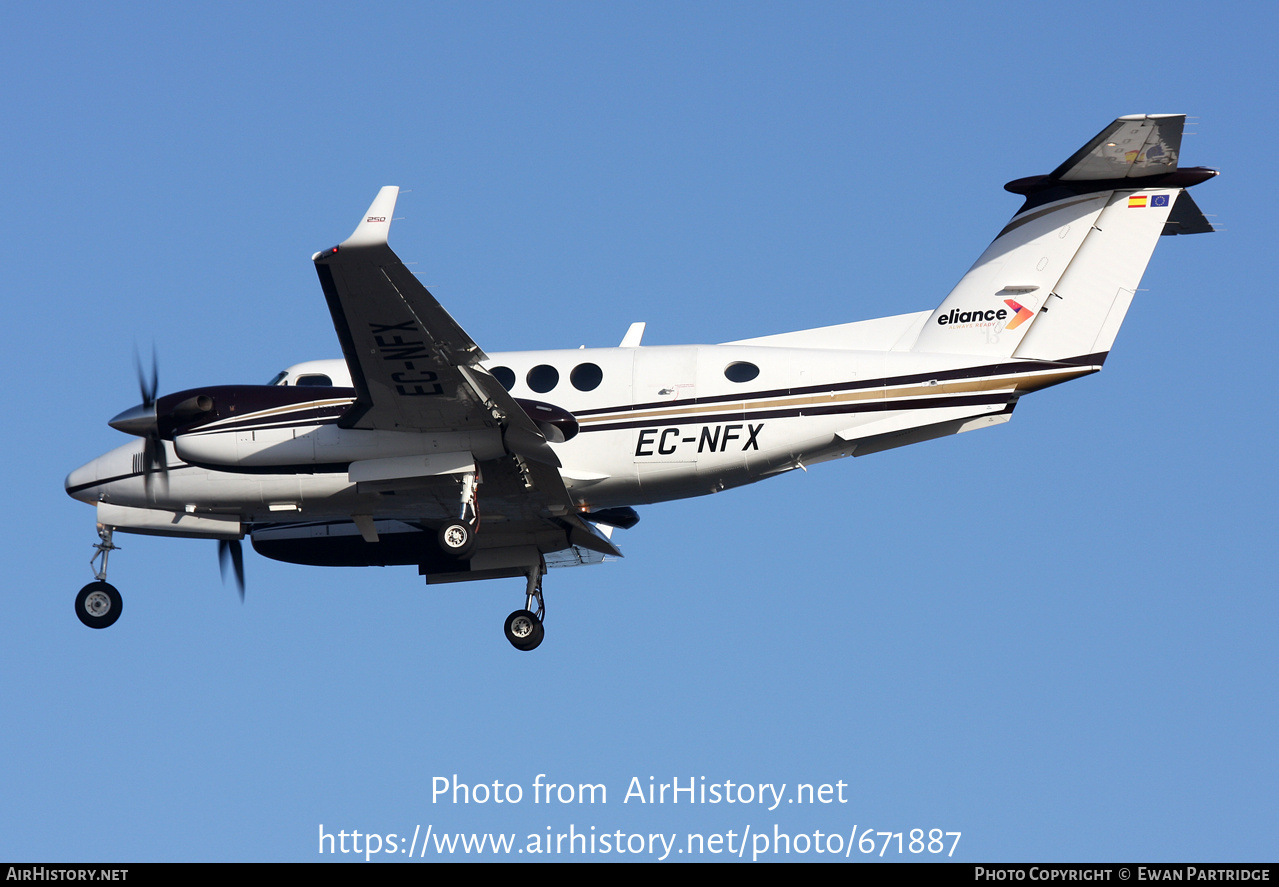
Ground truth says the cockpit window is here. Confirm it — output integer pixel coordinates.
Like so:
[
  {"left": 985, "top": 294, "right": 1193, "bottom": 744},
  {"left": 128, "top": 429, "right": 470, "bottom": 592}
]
[
  {"left": 295, "top": 374, "right": 333, "bottom": 387},
  {"left": 267, "top": 371, "right": 289, "bottom": 386}
]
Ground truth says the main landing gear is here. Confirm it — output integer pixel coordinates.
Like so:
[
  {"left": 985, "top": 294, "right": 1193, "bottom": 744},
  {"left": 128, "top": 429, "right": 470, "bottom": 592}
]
[
  {"left": 437, "top": 470, "right": 479, "bottom": 559},
  {"left": 437, "top": 520, "right": 475, "bottom": 558},
  {"left": 504, "top": 562, "right": 546, "bottom": 652},
  {"left": 76, "top": 525, "right": 123, "bottom": 629},
  {"left": 432, "top": 469, "right": 546, "bottom": 651}
]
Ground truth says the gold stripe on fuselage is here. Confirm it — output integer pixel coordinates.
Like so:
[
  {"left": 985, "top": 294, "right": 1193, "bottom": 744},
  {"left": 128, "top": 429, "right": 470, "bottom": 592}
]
[{"left": 576, "top": 365, "right": 1093, "bottom": 426}]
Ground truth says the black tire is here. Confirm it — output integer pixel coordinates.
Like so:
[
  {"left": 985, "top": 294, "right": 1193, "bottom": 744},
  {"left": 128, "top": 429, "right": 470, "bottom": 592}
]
[
  {"left": 504, "top": 609, "right": 544, "bottom": 651},
  {"left": 75, "top": 581, "right": 122, "bottom": 629},
  {"left": 525, "top": 620, "right": 545, "bottom": 651},
  {"left": 437, "top": 521, "right": 475, "bottom": 559}
]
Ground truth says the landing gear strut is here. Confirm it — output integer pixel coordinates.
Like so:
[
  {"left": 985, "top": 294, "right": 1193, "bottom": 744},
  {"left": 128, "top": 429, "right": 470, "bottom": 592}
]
[
  {"left": 77, "top": 525, "right": 123, "bottom": 629},
  {"left": 504, "top": 561, "right": 545, "bottom": 651}
]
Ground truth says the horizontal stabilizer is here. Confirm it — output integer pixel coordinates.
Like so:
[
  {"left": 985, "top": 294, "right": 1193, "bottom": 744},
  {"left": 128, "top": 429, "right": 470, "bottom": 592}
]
[
  {"left": 1003, "top": 115, "right": 1217, "bottom": 213},
  {"left": 835, "top": 399, "right": 1014, "bottom": 448},
  {"left": 850, "top": 407, "right": 1015, "bottom": 457},
  {"left": 1052, "top": 114, "right": 1184, "bottom": 181},
  {"left": 1162, "top": 190, "right": 1215, "bottom": 235}
]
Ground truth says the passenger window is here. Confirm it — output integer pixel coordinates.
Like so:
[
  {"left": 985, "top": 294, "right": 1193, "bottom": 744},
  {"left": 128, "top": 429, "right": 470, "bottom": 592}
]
[
  {"left": 490, "top": 366, "right": 516, "bottom": 391},
  {"left": 724, "top": 362, "right": 760, "bottom": 383},
  {"left": 526, "top": 365, "right": 559, "bottom": 393},
  {"left": 570, "top": 363, "right": 603, "bottom": 391}
]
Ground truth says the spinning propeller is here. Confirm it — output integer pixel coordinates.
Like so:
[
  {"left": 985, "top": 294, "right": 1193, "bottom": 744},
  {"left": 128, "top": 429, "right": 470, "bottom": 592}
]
[
  {"left": 108, "top": 348, "right": 168, "bottom": 492},
  {"left": 107, "top": 352, "right": 245, "bottom": 599},
  {"left": 218, "top": 539, "right": 246, "bottom": 601}
]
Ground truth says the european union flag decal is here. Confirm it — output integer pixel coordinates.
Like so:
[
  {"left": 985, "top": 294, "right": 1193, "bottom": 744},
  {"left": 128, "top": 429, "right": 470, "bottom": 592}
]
[{"left": 1151, "top": 194, "right": 1170, "bottom": 208}]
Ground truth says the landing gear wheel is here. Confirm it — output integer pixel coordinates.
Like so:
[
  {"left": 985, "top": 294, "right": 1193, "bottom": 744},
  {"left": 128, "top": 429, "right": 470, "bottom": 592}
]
[
  {"left": 437, "top": 521, "right": 475, "bottom": 559},
  {"left": 75, "top": 581, "right": 122, "bottom": 629},
  {"left": 504, "top": 609, "right": 544, "bottom": 651}
]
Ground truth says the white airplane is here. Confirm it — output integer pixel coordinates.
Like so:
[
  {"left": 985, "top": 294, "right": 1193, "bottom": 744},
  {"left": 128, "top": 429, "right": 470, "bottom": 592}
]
[{"left": 66, "top": 114, "right": 1216, "bottom": 650}]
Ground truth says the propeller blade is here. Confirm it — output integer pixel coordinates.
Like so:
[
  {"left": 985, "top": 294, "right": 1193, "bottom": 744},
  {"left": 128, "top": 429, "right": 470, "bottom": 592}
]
[
  {"left": 133, "top": 345, "right": 159, "bottom": 407},
  {"left": 218, "top": 539, "right": 246, "bottom": 601},
  {"left": 129, "top": 346, "right": 168, "bottom": 495},
  {"left": 141, "top": 435, "right": 168, "bottom": 495}
]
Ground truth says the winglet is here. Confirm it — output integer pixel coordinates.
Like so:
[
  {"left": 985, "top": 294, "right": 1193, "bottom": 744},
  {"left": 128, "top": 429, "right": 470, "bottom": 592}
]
[{"left": 340, "top": 186, "right": 400, "bottom": 249}]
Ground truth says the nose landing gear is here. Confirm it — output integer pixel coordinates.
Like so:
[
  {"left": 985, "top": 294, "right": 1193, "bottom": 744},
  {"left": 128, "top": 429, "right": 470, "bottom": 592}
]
[
  {"left": 76, "top": 581, "right": 122, "bottom": 629},
  {"left": 77, "top": 525, "right": 123, "bottom": 629}
]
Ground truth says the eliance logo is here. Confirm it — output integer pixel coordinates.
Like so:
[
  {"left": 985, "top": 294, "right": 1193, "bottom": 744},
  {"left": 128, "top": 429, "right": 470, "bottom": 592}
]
[
  {"left": 936, "top": 299, "right": 1035, "bottom": 331},
  {"left": 936, "top": 307, "right": 1007, "bottom": 326},
  {"left": 1002, "top": 298, "right": 1034, "bottom": 330}
]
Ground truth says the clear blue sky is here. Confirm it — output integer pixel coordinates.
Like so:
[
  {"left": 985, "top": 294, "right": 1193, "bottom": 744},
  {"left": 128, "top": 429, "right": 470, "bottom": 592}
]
[{"left": 3, "top": 1, "right": 1274, "bottom": 862}]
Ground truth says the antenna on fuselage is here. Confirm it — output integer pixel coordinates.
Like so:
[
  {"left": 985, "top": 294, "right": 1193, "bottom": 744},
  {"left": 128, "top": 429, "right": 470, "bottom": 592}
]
[{"left": 620, "top": 322, "right": 646, "bottom": 347}]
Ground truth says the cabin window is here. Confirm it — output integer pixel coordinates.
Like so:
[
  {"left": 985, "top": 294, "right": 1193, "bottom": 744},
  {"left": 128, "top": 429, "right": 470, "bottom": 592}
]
[
  {"left": 526, "top": 364, "right": 559, "bottom": 393},
  {"left": 570, "top": 363, "right": 603, "bottom": 391},
  {"left": 490, "top": 366, "right": 516, "bottom": 391},
  {"left": 295, "top": 374, "right": 333, "bottom": 387},
  {"left": 724, "top": 361, "right": 760, "bottom": 383}
]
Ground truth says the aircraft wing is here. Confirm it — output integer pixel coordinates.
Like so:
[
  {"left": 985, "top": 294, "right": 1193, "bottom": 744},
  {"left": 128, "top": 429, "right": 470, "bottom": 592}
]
[
  {"left": 311, "top": 188, "right": 618, "bottom": 557},
  {"left": 312, "top": 187, "right": 559, "bottom": 466}
]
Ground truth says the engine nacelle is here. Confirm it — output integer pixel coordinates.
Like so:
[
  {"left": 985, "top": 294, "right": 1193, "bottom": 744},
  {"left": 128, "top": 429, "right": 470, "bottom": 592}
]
[
  {"left": 514, "top": 399, "right": 579, "bottom": 443},
  {"left": 175, "top": 423, "right": 507, "bottom": 469},
  {"left": 162, "top": 384, "right": 571, "bottom": 469}
]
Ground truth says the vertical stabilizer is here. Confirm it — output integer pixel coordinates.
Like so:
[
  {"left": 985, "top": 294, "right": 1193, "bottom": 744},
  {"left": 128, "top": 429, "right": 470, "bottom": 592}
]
[
  {"left": 909, "top": 115, "right": 1215, "bottom": 361},
  {"left": 1012, "top": 189, "right": 1174, "bottom": 363},
  {"left": 909, "top": 191, "right": 1109, "bottom": 357}
]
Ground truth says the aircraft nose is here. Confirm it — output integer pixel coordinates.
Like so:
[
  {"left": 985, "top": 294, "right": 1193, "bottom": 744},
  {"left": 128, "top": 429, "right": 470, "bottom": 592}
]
[{"left": 65, "top": 458, "right": 100, "bottom": 503}]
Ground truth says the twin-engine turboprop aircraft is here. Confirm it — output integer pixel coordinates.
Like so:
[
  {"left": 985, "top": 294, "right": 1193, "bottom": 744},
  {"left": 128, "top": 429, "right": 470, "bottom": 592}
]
[{"left": 66, "top": 114, "right": 1216, "bottom": 649}]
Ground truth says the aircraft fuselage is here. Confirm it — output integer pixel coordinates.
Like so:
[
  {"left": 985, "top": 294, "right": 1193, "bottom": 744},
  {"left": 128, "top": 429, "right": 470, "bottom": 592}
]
[{"left": 67, "top": 341, "right": 1093, "bottom": 526}]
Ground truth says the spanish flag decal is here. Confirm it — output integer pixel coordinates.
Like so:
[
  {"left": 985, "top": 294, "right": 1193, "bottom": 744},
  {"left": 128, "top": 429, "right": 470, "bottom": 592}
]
[{"left": 1128, "top": 195, "right": 1148, "bottom": 208}]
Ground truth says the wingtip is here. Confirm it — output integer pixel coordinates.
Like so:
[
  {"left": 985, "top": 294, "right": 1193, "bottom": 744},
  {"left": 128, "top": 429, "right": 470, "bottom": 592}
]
[{"left": 339, "top": 185, "right": 400, "bottom": 249}]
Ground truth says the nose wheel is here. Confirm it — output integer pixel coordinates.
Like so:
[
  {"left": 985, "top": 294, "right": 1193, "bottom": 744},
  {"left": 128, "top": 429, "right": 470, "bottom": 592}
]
[
  {"left": 76, "top": 581, "right": 123, "bottom": 629},
  {"left": 504, "top": 562, "right": 546, "bottom": 651},
  {"left": 77, "top": 525, "right": 124, "bottom": 629}
]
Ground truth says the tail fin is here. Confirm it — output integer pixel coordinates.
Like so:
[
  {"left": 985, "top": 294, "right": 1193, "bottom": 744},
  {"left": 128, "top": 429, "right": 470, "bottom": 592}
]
[{"left": 910, "top": 115, "right": 1216, "bottom": 362}]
